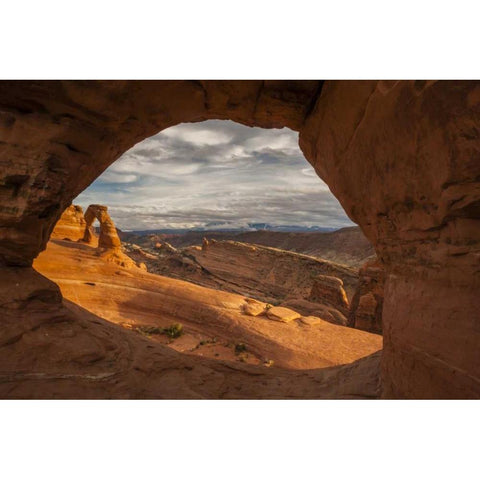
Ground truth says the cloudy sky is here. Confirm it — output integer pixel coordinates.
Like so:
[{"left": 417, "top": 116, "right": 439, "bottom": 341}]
[{"left": 75, "top": 120, "right": 354, "bottom": 231}]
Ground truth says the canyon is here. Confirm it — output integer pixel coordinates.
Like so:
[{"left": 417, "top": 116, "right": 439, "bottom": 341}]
[
  {"left": 120, "top": 225, "right": 375, "bottom": 268},
  {"left": 125, "top": 236, "right": 359, "bottom": 325},
  {"left": 0, "top": 80, "right": 478, "bottom": 398}
]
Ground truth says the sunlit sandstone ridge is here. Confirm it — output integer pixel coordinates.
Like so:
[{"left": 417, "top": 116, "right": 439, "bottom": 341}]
[
  {"left": 127, "top": 237, "right": 358, "bottom": 323},
  {"left": 34, "top": 237, "right": 382, "bottom": 372},
  {"left": 0, "top": 81, "right": 479, "bottom": 398},
  {"left": 53, "top": 204, "right": 144, "bottom": 270},
  {"left": 54, "top": 204, "right": 381, "bottom": 332}
]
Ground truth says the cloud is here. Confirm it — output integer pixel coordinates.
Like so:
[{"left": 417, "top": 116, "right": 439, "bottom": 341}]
[{"left": 75, "top": 120, "right": 354, "bottom": 231}]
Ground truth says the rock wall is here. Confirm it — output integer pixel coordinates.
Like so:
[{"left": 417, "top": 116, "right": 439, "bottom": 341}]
[
  {"left": 309, "top": 274, "right": 349, "bottom": 314},
  {"left": 348, "top": 259, "right": 385, "bottom": 334},
  {"left": 300, "top": 80, "right": 480, "bottom": 398},
  {"left": 0, "top": 80, "right": 478, "bottom": 398}
]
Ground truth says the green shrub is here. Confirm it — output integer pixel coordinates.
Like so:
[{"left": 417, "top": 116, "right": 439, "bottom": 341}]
[
  {"left": 234, "top": 343, "right": 247, "bottom": 354},
  {"left": 163, "top": 323, "right": 184, "bottom": 339},
  {"left": 136, "top": 325, "right": 162, "bottom": 335}
]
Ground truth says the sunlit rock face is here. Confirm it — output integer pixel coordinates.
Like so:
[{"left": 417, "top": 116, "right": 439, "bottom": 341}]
[
  {"left": 79, "top": 204, "right": 139, "bottom": 270},
  {"left": 0, "top": 80, "right": 478, "bottom": 398},
  {"left": 308, "top": 274, "right": 349, "bottom": 314},
  {"left": 83, "top": 204, "right": 121, "bottom": 249},
  {"left": 51, "top": 205, "right": 86, "bottom": 242}
]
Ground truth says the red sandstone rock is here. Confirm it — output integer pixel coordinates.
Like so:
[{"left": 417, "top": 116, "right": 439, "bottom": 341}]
[
  {"left": 201, "top": 237, "right": 210, "bottom": 251},
  {"left": 300, "top": 316, "right": 323, "bottom": 326},
  {"left": 184, "top": 240, "right": 358, "bottom": 303},
  {"left": 266, "top": 306, "right": 301, "bottom": 323},
  {"left": 82, "top": 204, "right": 120, "bottom": 249},
  {"left": 279, "top": 298, "right": 348, "bottom": 326},
  {"left": 349, "top": 259, "right": 385, "bottom": 334},
  {"left": 308, "top": 274, "right": 349, "bottom": 314},
  {"left": 299, "top": 81, "right": 480, "bottom": 398},
  {"left": 242, "top": 298, "right": 267, "bottom": 316},
  {"left": 77, "top": 204, "right": 142, "bottom": 270},
  {"left": 123, "top": 226, "right": 374, "bottom": 268},
  {"left": 32, "top": 239, "right": 382, "bottom": 372},
  {"left": 0, "top": 80, "right": 478, "bottom": 398},
  {"left": 134, "top": 238, "right": 359, "bottom": 323},
  {"left": 51, "top": 205, "right": 86, "bottom": 241}
]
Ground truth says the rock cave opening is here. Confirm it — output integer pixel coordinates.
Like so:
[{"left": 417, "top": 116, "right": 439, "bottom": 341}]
[
  {"left": 39, "top": 119, "right": 383, "bottom": 373},
  {"left": 1, "top": 81, "right": 478, "bottom": 399}
]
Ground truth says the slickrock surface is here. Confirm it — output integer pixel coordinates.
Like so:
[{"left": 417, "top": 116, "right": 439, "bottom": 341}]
[
  {"left": 349, "top": 259, "right": 385, "bottom": 334},
  {"left": 280, "top": 298, "right": 349, "bottom": 326},
  {"left": 0, "top": 238, "right": 381, "bottom": 398},
  {"left": 0, "top": 80, "right": 478, "bottom": 398},
  {"left": 126, "top": 239, "right": 358, "bottom": 325},
  {"left": 184, "top": 240, "right": 358, "bottom": 301},
  {"left": 0, "top": 264, "right": 381, "bottom": 399},
  {"left": 33, "top": 240, "right": 381, "bottom": 372}
]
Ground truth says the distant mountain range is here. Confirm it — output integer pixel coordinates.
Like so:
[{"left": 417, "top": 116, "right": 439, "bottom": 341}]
[{"left": 121, "top": 224, "right": 339, "bottom": 235}]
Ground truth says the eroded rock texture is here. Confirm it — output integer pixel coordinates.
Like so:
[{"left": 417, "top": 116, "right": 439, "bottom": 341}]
[
  {"left": 185, "top": 240, "right": 358, "bottom": 302},
  {"left": 83, "top": 204, "right": 121, "bottom": 249},
  {"left": 51, "top": 204, "right": 86, "bottom": 241},
  {"left": 300, "top": 80, "right": 480, "bottom": 398},
  {"left": 308, "top": 274, "right": 349, "bottom": 314},
  {"left": 80, "top": 204, "right": 139, "bottom": 269},
  {"left": 121, "top": 225, "right": 375, "bottom": 268},
  {"left": 0, "top": 80, "right": 479, "bottom": 398},
  {"left": 126, "top": 238, "right": 355, "bottom": 325},
  {"left": 348, "top": 259, "right": 385, "bottom": 334}
]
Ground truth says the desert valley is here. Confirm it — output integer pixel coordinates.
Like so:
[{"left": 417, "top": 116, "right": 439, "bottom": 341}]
[{"left": 24, "top": 203, "right": 383, "bottom": 398}]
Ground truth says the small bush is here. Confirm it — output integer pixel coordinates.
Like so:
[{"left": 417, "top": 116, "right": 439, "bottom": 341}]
[
  {"left": 234, "top": 343, "right": 247, "bottom": 354},
  {"left": 163, "top": 323, "right": 184, "bottom": 339},
  {"left": 136, "top": 325, "right": 162, "bottom": 335},
  {"left": 237, "top": 352, "right": 249, "bottom": 363}
]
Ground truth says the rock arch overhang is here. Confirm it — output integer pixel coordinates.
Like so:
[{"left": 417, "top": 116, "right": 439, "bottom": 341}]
[{"left": 0, "top": 80, "right": 479, "bottom": 398}]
